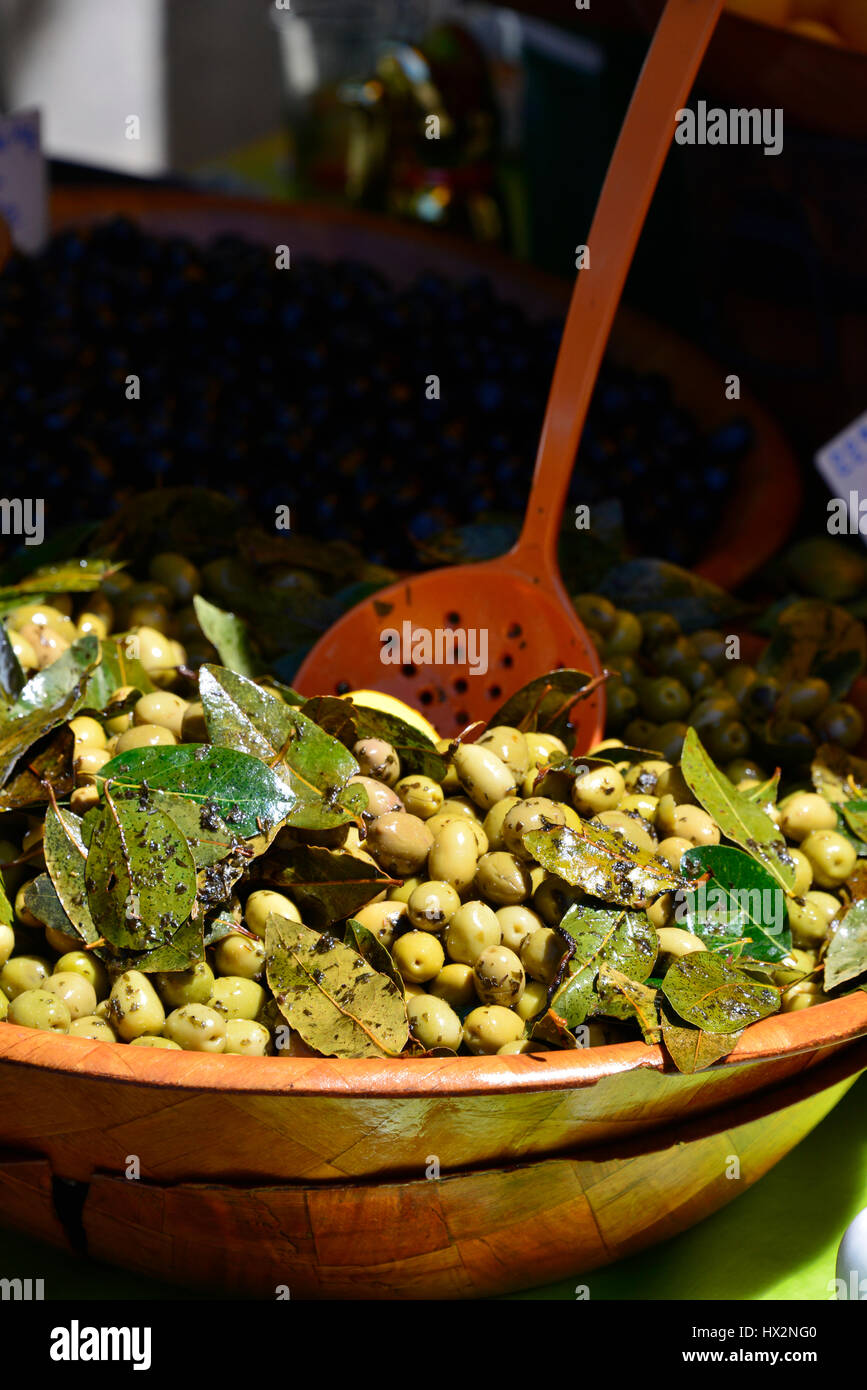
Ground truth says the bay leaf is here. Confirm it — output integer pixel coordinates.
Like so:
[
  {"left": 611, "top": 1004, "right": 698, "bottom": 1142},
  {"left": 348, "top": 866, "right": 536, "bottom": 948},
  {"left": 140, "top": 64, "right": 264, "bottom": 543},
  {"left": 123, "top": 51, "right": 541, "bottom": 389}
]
[
  {"left": 488, "top": 668, "right": 595, "bottom": 743},
  {"left": 84, "top": 791, "right": 197, "bottom": 954},
  {"left": 260, "top": 843, "right": 398, "bottom": 929},
  {"left": 0, "top": 635, "right": 99, "bottom": 785},
  {"left": 742, "top": 770, "right": 780, "bottom": 806},
  {"left": 344, "top": 918, "right": 405, "bottom": 995},
  {"left": 811, "top": 743, "right": 867, "bottom": 804},
  {"left": 111, "top": 918, "right": 205, "bottom": 975},
  {"left": 193, "top": 595, "right": 258, "bottom": 678},
  {"left": 301, "top": 696, "right": 359, "bottom": 748},
  {"left": 0, "top": 558, "right": 121, "bottom": 604},
  {"left": 823, "top": 902, "right": 867, "bottom": 992},
  {"left": 840, "top": 800, "right": 867, "bottom": 845},
  {"left": 24, "top": 873, "right": 82, "bottom": 941},
  {"left": 43, "top": 804, "right": 101, "bottom": 945},
  {"left": 660, "top": 1003, "right": 742, "bottom": 1074},
  {"left": 0, "top": 725, "right": 75, "bottom": 810},
  {"left": 265, "top": 916, "right": 408, "bottom": 1058},
  {"left": 199, "top": 665, "right": 362, "bottom": 829},
  {"left": 593, "top": 964, "right": 661, "bottom": 1043},
  {"left": 661, "top": 952, "right": 780, "bottom": 1034},
  {"left": 349, "top": 701, "right": 447, "bottom": 781},
  {"left": 680, "top": 728, "right": 796, "bottom": 891},
  {"left": 679, "top": 843, "right": 791, "bottom": 962},
  {"left": 97, "top": 744, "right": 297, "bottom": 843},
  {"left": 758, "top": 598, "right": 866, "bottom": 698},
  {"left": 550, "top": 902, "right": 657, "bottom": 1028},
  {"left": 525, "top": 822, "right": 684, "bottom": 908},
  {"left": 0, "top": 624, "right": 24, "bottom": 700}
]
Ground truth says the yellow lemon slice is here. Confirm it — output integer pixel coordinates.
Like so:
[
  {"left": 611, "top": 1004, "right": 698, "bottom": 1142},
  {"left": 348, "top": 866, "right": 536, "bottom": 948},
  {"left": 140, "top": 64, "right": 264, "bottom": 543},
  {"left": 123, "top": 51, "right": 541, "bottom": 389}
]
[{"left": 346, "top": 689, "right": 440, "bottom": 743}]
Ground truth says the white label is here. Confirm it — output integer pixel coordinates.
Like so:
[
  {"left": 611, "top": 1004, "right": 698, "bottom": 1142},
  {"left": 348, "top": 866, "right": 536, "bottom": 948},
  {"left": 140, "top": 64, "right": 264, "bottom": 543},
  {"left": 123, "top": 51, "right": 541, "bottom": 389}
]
[
  {"left": 816, "top": 410, "right": 867, "bottom": 547},
  {"left": 0, "top": 109, "right": 48, "bottom": 254}
]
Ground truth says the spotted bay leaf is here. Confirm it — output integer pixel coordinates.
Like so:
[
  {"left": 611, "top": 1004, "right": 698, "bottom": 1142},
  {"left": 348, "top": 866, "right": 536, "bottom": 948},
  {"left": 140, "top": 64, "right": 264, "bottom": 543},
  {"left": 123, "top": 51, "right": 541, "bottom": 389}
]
[
  {"left": 839, "top": 800, "right": 867, "bottom": 846},
  {"left": 0, "top": 558, "right": 121, "bottom": 603},
  {"left": 199, "top": 664, "right": 362, "bottom": 829},
  {"left": 96, "top": 744, "right": 296, "bottom": 844},
  {"left": 84, "top": 791, "right": 197, "bottom": 954},
  {"left": 823, "top": 902, "right": 867, "bottom": 992},
  {"left": 25, "top": 873, "right": 81, "bottom": 940},
  {"left": 548, "top": 901, "right": 658, "bottom": 1028},
  {"left": 525, "top": 823, "right": 685, "bottom": 908},
  {"left": 43, "top": 804, "right": 101, "bottom": 945},
  {"left": 260, "top": 843, "right": 398, "bottom": 929},
  {"left": 680, "top": 728, "right": 796, "bottom": 892},
  {"left": 679, "top": 843, "right": 791, "bottom": 963},
  {"left": 109, "top": 917, "right": 205, "bottom": 975},
  {"left": 266, "top": 916, "right": 408, "bottom": 1058},
  {"left": 592, "top": 964, "right": 661, "bottom": 1044},
  {"left": 489, "top": 669, "right": 596, "bottom": 743},
  {"left": 661, "top": 952, "right": 780, "bottom": 1034},
  {"left": 660, "top": 1001, "right": 742, "bottom": 1074},
  {"left": 0, "top": 724, "right": 75, "bottom": 810},
  {"left": 193, "top": 595, "right": 258, "bottom": 679},
  {"left": 344, "top": 918, "right": 405, "bottom": 996},
  {"left": 0, "top": 635, "right": 99, "bottom": 784}
]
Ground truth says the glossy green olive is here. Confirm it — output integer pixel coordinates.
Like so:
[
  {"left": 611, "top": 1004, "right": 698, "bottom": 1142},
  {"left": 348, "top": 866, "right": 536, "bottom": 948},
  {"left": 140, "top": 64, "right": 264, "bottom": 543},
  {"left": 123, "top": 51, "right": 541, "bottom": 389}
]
[
  {"left": 348, "top": 775, "right": 403, "bottom": 820},
  {"left": 108, "top": 970, "right": 166, "bottom": 1040},
  {"left": 726, "top": 759, "right": 765, "bottom": 783},
  {"left": 569, "top": 766, "right": 625, "bottom": 819},
  {"left": 501, "top": 798, "right": 567, "bottom": 860},
  {"left": 572, "top": 593, "right": 617, "bottom": 636},
  {"left": 149, "top": 551, "right": 201, "bottom": 602},
  {"left": 605, "top": 679, "right": 639, "bottom": 729},
  {"left": 689, "top": 691, "right": 740, "bottom": 733},
  {"left": 800, "top": 829, "right": 857, "bottom": 888},
  {"left": 764, "top": 718, "right": 816, "bottom": 764},
  {"left": 353, "top": 737, "right": 400, "bottom": 786},
  {"left": 154, "top": 961, "right": 215, "bottom": 1008},
  {"left": 639, "top": 676, "right": 691, "bottom": 723},
  {"left": 428, "top": 819, "right": 479, "bottom": 893},
  {"left": 391, "top": 930, "right": 445, "bottom": 983},
  {"left": 444, "top": 901, "right": 501, "bottom": 965},
  {"left": 44, "top": 972, "right": 97, "bottom": 1020},
  {"left": 514, "top": 978, "right": 549, "bottom": 1021},
  {"left": 594, "top": 810, "right": 657, "bottom": 854},
  {"left": 520, "top": 927, "right": 565, "bottom": 984},
  {"left": 407, "top": 880, "right": 461, "bottom": 931},
  {"left": 453, "top": 743, "right": 517, "bottom": 811},
  {"left": 0, "top": 923, "right": 15, "bottom": 970},
  {"left": 407, "top": 994, "right": 463, "bottom": 1051},
  {"left": 653, "top": 766, "right": 692, "bottom": 802},
  {"left": 53, "top": 950, "right": 110, "bottom": 999},
  {"left": 655, "top": 926, "right": 707, "bottom": 963},
  {"left": 473, "top": 945, "right": 525, "bottom": 1007},
  {"left": 789, "top": 847, "right": 814, "bottom": 897},
  {"left": 787, "top": 891, "right": 841, "bottom": 947},
  {"left": 532, "top": 873, "right": 585, "bottom": 926},
  {"left": 476, "top": 726, "right": 529, "bottom": 777},
  {"left": 163, "top": 1003, "right": 227, "bottom": 1052},
  {"left": 669, "top": 803, "right": 720, "bottom": 847},
  {"left": 0, "top": 955, "right": 51, "bottom": 1001},
  {"left": 602, "top": 610, "right": 642, "bottom": 655},
  {"left": 724, "top": 664, "right": 758, "bottom": 704},
  {"left": 129, "top": 1035, "right": 182, "bottom": 1050},
  {"left": 647, "top": 893, "right": 676, "bottom": 929},
  {"left": 690, "top": 629, "right": 729, "bottom": 671},
  {"left": 244, "top": 890, "right": 302, "bottom": 939},
  {"left": 655, "top": 836, "right": 693, "bottom": 871},
  {"left": 777, "top": 677, "right": 831, "bottom": 722},
  {"left": 133, "top": 690, "right": 188, "bottom": 738},
  {"left": 213, "top": 933, "right": 267, "bottom": 981},
  {"left": 654, "top": 721, "right": 688, "bottom": 764},
  {"left": 8, "top": 987, "right": 70, "bottom": 1032},
  {"left": 623, "top": 760, "right": 671, "bottom": 795},
  {"left": 366, "top": 811, "right": 434, "bottom": 876},
  {"left": 495, "top": 904, "right": 544, "bottom": 954},
  {"left": 743, "top": 676, "right": 782, "bottom": 717},
  {"left": 395, "top": 775, "right": 443, "bottom": 820},
  {"left": 224, "top": 1019, "right": 271, "bottom": 1056},
  {"left": 639, "top": 610, "right": 681, "bottom": 649},
  {"left": 351, "top": 899, "right": 410, "bottom": 949},
  {"left": 778, "top": 793, "right": 838, "bottom": 842},
  {"left": 482, "top": 796, "right": 523, "bottom": 851},
  {"left": 814, "top": 702, "right": 864, "bottom": 750},
  {"left": 706, "top": 721, "right": 751, "bottom": 763},
  {"left": 474, "top": 851, "right": 532, "bottom": 905},
  {"left": 208, "top": 975, "right": 266, "bottom": 1021},
  {"left": 428, "top": 962, "right": 477, "bottom": 1009},
  {"left": 68, "top": 1015, "right": 117, "bottom": 1042},
  {"left": 462, "top": 1005, "right": 525, "bottom": 1055}
]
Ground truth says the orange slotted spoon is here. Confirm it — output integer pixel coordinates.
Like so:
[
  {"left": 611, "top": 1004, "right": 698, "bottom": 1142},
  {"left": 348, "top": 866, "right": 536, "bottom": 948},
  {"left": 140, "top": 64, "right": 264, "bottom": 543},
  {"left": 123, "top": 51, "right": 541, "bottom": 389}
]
[{"left": 295, "top": 0, "right": 725, "bottom": 742}]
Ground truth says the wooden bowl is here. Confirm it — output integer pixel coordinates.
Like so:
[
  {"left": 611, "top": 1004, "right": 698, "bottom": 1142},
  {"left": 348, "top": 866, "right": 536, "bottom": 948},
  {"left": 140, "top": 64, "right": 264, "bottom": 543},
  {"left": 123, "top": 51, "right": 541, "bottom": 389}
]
[
  {"left": 47, "top": 186, "right": 800, "bottom": 591},
  {"left": 1, "top": 991, "right": 866, "bottom": 1297}
]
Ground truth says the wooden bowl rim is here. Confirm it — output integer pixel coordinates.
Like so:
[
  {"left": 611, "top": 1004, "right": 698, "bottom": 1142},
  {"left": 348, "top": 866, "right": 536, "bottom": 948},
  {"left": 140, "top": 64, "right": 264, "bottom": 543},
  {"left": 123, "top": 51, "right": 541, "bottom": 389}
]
[{"left": 2, "top": 991, "right": 866, "bottom": 1098}]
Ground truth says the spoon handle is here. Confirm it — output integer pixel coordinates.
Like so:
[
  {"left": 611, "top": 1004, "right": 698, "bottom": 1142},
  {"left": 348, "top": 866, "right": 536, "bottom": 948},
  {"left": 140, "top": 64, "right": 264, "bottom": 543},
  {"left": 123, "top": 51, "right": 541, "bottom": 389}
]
[{"left": 516, "top": 0, "right": 725, "bottom": 569}]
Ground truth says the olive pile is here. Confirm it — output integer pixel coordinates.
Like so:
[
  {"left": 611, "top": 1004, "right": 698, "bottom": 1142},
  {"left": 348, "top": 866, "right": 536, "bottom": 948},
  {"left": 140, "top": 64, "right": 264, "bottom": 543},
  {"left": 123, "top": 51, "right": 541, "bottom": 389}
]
[
  {"left": 0, "top": 697, "right": 852, "bottom": 1056},
  {"left": 0, "top": 217, "right": 746, "bottom": 568},
  {"left": 574, "top": 592, "right": 865, "bottom": 768}
]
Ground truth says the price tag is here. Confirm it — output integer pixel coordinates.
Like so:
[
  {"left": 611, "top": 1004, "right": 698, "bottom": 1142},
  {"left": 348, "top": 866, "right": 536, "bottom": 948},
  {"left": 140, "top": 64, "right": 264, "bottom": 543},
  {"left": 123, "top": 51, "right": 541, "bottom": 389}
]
[
  {"left": 815, "top": 410, "right": 867, "bottom": 545},
  {"left": 0, "top": 109, "right": 48, "bottom": 254}
]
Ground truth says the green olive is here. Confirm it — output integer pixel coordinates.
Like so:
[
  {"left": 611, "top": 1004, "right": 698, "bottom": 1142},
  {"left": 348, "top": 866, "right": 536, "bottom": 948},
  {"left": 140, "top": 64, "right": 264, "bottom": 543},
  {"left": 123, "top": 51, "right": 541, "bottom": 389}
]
[
  {"left": 473, "top": 945, "right": 525, "bottom": 1007},
  {"left": 244, "top": 889, "right": 302, "bottom": 938},
  {"left": 653, "top": 766, "right": 692, "bottom": 802},
  {"left": 350, "top": 899, "right": 410, "bottom": 948},
  {"left": 154, "top": 961, "right": 216, "bottom": 1008},
  {"left": 639, "top": 610, "right": 681, "bottom": 649},
  {"left": 655, "top": 926, "right": 707, "bottom": 963},
  {"left": 743, "top": 676, "right": 782, "bottom": 717},
  {"left": 800, "top": 830, "right": 856, "bottom": 888},
  {"left": 706, "top": 721, "right": 751, "bottom": 763},
  {"left": 453, "top": 743, "right": 517, "bottom": 811},
  {"left": 572, "top": 593, "right": 617, "bottom": 636},
  {"left": 395, "top": 775, "right": 443, "bottom": 820},
  {"left": 772, "top": 947, "right": 817, "bottom": 988},
  {"left": 724, "top": 664, "right": 758, "bottom": 704},
  {"left": 615, "top": 655, "right": 642, "bottom": 688},
  {"left": 524, "top": 732, "right": 568, "bottom": 768},
  {"left": 689, "top": 691, "right": 740, "bottom": 733},
  {"left": 407, "top": 994, "right": 462, "bottom": 1051},
  {"left": 130, "top": 1035, "right": 182, "bottom": 1050},
  {"left": 624, "top": 760, "right": 671, "bottom": 795},
  {"left": 428, "top": 819, "right": 478, "bottom": 893},
  {"left": 620, "top": 791, "right": 659, "bottom": 820},
  {"left": 514, "top": 978, "right": 548, "bottom": 1021},
  {"left": 68, "top": 1015, "right": 117, "bottom": 1042},
  {"left": 655, "top": 835, "right": 693, "bottom": 871},
  {"left": 8, "top": 987, "right": 70, "bottom": 1032},
  {"left": 602, "top": 610, "right": 642, "bottom": 655},
  {"left": 669, "top": 803, "right": 720, "bottom": 847},
  {"left": 501, "top": 798, "right": 567, "bottom": 860},
  {"left": 495, "top": 904, "right": 544, "bottom": 954},
  {"left": 69, "top": 715, "right": 107, "bottom": 750},
  {"left": 520, "top": 927, "right": 566, "bottom": 984},
  {"left": 605, "top": 679, "right": 639, "bottom": 729},
  {"left": 765, "top": 717, "right": 816, "bottom": 764},
  {"left": 594, "top": 810, "right": 657, "bottom": 854},
  {"left": 208, "top": 975, "right": 266, "bottom": 1021},
  {"left": 180, "top": 701, "right": 209, "bottom": 742},
  {"left": 353, "top": 737, "right": 400, "bottom": 786},
  {"left": 213, "top": 933, "right": 267, "bottom": 980},
  {"left": 0, "top": 954, "right": 51, "bottom": 1001},
  {"left": 407, "top": 880, "right": 461, "bottom": 931},
  {"left": 444, "top": 901, "right": 501, "bottom": 965},
  {"left": 655, "top": 721, "right": 688, "bottom": 764},
  {"left": 622, "top": 717, "right": 660, "bottom": 750},
  {"left": 476, "top": 726, "right": 529, "bottom": 777},
  {"left": 639, "top": 676, "right": 691, "bottom": 723},
  {"left": 532, "top": 873, "right": 585, "bottom": 926},
  {"left": 787, "top": 891, "right": 841, "bottom": 947},
  {"left": 54, "top": 950, "right": 110, "bottom": 999},
  {"left": 429, "top": 962, "right": 477, "bottom": 1009},
  {"left": 814, "top": 702, "right": 864, "bottom": 750},
  {"left": 108, "top": 970, "right": 166, "bottom": 1040},
  {"left": 647, "top": 893, "right": 676, "bottom": 929},
  {"left": 789, "top": 847, "right": 813, "bottom": 897},
  {"left": 778, "top": 792, "right": 838, "bottom": 842},
  {"left": 474, "top": 851, "right": 532, "bottom": 905},
  {"left": 726, "top": 758, "right": 765, "bottom": 783},
  {"left": 348, "top": 775, "right": 403, "bottom": 819},
  {"left": 163, "top": 1003, "right": 227, "bottom": 1052},
  {"left": 366, "top": 811, "right": 434, "bottom": 876},
  {"left": 392, "top": 930, "right": 445, "bottom": 983},
  {"left": 14, "top": 881, "right": 43, "bottom": 928},
  {"left": 482, "top": 796, "right": 523, "bottom": 851},
  {"left": 570, "top": 766, "right": 625, "bottom": 818},
  {"left": 148, "top": 551, "right": 201, "bottom": 602},
  {"left": 680, "top": 659, "right": 718, "bottom": 696},
  {"left": 115, "top": 723, "right": 177, "bottom": 753},
  {"left": 690, "top": 630, "right": 729, "bottom": 671},
  {"left": 777, "top": 677, "right": 831, "bottom": 722},
  {"left": 223, "top": 1019, "right": 271, "bottom": 1055},
  {"left": 43, "top": 971, "right": 97, "bottom": 1020},
  {"left": 0, "top": 923, "right": 15, "bottom": 970},
  {"left": 462, "top": 1005, "right": 525, "bottom": 1055}
]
